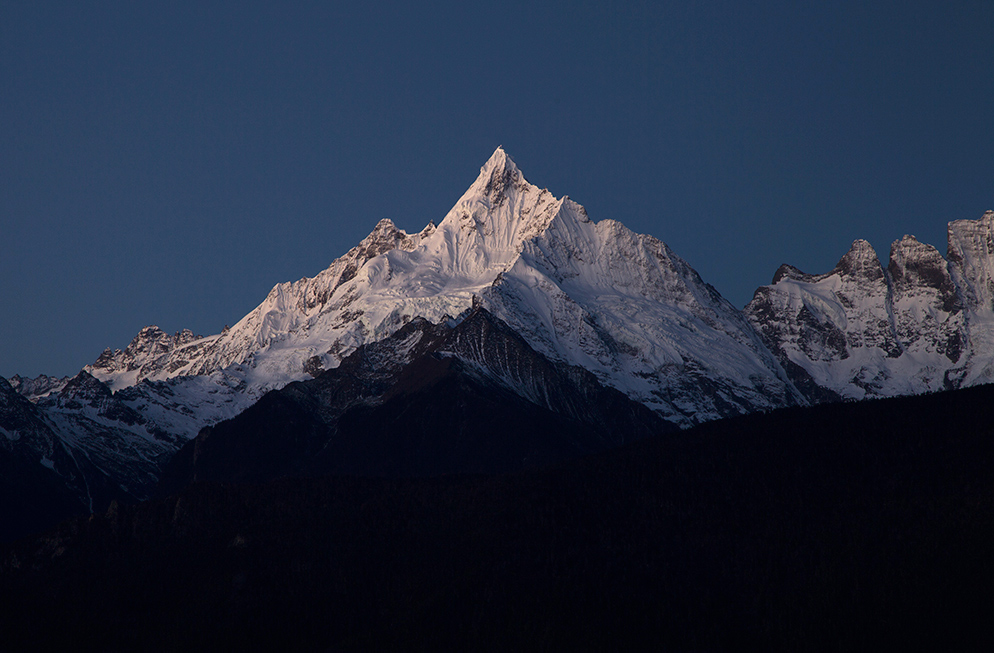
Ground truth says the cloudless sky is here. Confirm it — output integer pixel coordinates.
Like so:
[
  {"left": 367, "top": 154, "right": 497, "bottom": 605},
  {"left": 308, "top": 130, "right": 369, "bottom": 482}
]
[{"left": 2, "top": 1, "right": 993, "bottom": 378}]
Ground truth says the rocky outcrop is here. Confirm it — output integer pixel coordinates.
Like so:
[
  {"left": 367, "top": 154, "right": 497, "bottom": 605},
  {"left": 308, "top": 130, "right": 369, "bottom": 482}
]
[
  {"left": 85, "top": 326, "right": 209, "bottom": 392},
  {"left": 6, "top": 374, "right": 71, "bottom": 401}
]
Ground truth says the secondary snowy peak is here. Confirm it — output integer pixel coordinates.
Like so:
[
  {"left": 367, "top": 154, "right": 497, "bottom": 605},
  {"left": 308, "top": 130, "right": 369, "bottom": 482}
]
[
  {"left": 747, "top": 240, "right": 897, "bottom": 400},
  {"left": 87, "top": 326, "right": 207, "bottom": 390},
  {"left": 743, "top": 215, "right": 994, "bottom": 401}
]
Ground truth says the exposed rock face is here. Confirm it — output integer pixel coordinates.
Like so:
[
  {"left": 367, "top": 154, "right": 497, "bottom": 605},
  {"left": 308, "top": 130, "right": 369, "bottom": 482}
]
[
  {"left": 947, "top": 210, "right": 994, "bottom": 311},
  {"left": 745, "top": 212, "right": 994, "bottom": 401},
  {"left": 88, "top": 327, "right": 204, "bottom": 387},
  {"left": 6, "top": 374, "right": 71, "bottom": 401},
  {"left": 947, "top": 210, "right": 994, "bottom": 385},
  {"left": 888, "top": 235, "right": 964, "bottom": 364}
]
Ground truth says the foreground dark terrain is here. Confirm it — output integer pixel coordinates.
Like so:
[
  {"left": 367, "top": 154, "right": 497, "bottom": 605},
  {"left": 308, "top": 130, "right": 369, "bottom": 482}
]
[{"left": 1, "top": 385, "right": 992, "bottom": 651}]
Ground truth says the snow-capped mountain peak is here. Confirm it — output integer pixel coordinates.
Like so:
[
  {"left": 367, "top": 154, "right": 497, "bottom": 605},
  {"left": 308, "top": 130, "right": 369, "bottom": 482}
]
[
  {"left": 887, "top": 235, "right": 958, "bottom": 306},
  {"left": 73, "top": 148, "right": 802, "bottom": 428},
  {"left": 81, "top": 149, "right": 564, "bottom": 396},
  {"left": 423, "top": 147, "right": 563, "bottom": 276},
  {"left": 9, "top": 149, "right": 992, "bottom": 542},
  {"left": 476, "top": 146, "right": 520, "bottom": 196}
]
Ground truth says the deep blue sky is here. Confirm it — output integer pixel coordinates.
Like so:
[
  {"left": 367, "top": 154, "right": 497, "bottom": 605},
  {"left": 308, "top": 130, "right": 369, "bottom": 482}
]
[{"left": 3, "top": 1, "right": 993, "bottom": 378}]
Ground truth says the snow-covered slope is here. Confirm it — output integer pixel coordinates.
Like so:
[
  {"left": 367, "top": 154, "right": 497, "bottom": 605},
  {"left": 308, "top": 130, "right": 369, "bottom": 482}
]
[
  {"left": 483, "top": 197, "right": 803, "bottom": 424},
  {"left": 83, "top": 220, "right": 435, "bottom": 392},
  {"left": 81, "top": 147, "right": 803, "bottom": 427},
  {"left": 745, "top": 213, "right": 994, "bottom": 401}
]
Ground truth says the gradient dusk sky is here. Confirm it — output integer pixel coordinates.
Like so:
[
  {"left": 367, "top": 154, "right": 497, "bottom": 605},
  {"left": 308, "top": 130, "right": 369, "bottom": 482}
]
[{"left": 2, "top": 1, "right": 993, "bottom": 378}]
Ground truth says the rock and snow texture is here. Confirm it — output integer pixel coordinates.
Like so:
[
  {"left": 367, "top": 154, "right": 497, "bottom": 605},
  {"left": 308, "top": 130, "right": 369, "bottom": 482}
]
[
  {"left": 480, "top": 184, "right": 804, "bottom": 425},
  {"left": 77, "top": 147, "right": 803, "bottom": 427},
  {"left": 158, "top": 307, "right": 670, "bottom": 491},
  {"left": 2, "top": 366, "right": 263, "bottom": 528},
  {"left": 1, "top": 372, "right": 179, "bottom": 522},
  {"left": 6, "top": 374, "right": 71, "bottom": 401},
  {"left": 745, "top": 211, "right": 994, "bottom": 401},
  {"left": 947, "top": 210, "right": 994, "bottom": 385}
]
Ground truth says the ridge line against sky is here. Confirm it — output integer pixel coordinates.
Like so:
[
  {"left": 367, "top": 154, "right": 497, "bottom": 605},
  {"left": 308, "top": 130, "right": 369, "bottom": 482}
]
[{"left": 2, "top": 1, "right": 992, "bottom": 378}]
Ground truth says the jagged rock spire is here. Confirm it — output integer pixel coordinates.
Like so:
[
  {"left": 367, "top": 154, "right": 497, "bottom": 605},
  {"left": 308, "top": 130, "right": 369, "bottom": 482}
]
[{"left": 834, "top": 239, "right": 884, "bottom": 280}]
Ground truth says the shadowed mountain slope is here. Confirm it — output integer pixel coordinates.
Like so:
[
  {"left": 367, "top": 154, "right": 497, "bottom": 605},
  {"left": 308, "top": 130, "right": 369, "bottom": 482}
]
[
  {"left": 2, "top": 382, "right": 990, "bottom": 651},
  {"left": 159, "top": 307, "right": 670, "bottom": 492}
]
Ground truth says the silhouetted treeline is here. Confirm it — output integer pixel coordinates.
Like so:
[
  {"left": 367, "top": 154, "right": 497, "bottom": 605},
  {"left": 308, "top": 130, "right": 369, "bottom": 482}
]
[{"left": 1, "top": 385, "right": 991, "bottom": 651}]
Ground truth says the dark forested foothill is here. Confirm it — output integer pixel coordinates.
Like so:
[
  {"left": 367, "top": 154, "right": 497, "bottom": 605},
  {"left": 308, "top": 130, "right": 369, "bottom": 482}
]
[{"left": 1, "top": 384, "right": 992, "bottom": 651}]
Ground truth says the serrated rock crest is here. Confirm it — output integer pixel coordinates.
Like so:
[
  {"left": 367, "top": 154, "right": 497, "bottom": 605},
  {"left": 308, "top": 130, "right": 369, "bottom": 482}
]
[{"left": 745, "top": 213, "right": 994, "bottom": 400}]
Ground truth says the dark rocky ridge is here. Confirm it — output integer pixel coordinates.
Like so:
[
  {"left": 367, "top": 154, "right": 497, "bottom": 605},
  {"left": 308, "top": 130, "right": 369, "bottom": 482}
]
[
  {"left": 159, "top": 307, "right": 670, "bottom": 492},
  {"left": 0, "top": 378, "right": 86, "bottom": 540},
  {"left": 6, "top": 374, "right": 70, "bottom": 401},
  {"left": 1, "top": 372, "right": 183, "bottom": 542}
]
